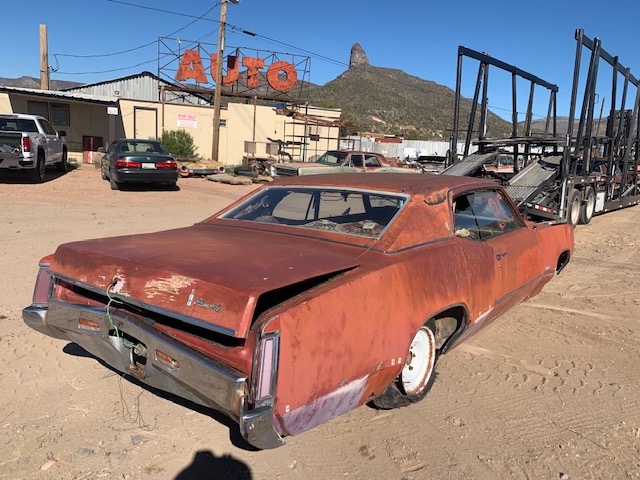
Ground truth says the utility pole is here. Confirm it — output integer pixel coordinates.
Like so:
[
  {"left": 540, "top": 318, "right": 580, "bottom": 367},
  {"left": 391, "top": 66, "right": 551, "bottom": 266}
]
[
  {"left": 211, "top": 0, "right": 239, "bottom": 161},
  {"left": 40, "top": 24, "right": 50, "bottom": 90}
]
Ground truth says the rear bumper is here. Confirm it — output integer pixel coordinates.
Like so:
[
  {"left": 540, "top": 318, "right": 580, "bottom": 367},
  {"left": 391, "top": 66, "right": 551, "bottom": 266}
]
[
  {"left": 22, "top": 302, "right": 284, "bottom": 449},
  {"left": 113, "top": 169, "right": 179, "bottom": 184},
  {"left": 0, "top": 155, "right": 35, "bottom": 170}
]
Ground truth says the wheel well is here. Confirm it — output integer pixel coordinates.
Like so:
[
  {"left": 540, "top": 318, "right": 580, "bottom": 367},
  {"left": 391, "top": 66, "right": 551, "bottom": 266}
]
[
  {"left": 556, "top": 250, "right": 571, "bottom": 273},
  {"left": 432, "top": 306, "right": 468, "bottom": 354},
  {"left": 37, "top": 147, "right": 45, "bottom": 159}
]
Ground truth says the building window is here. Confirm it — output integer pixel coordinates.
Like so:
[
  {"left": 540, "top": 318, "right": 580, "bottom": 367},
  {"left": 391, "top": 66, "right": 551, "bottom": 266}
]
[
  {"left": 51, "top": 104, "right": 70, "bottom": 126},
  {"left": 26, "top": 101, "right": 71, "bottom": 126},
  {"left": 28, "top": 101, "right": 49, "bottom": 119}
]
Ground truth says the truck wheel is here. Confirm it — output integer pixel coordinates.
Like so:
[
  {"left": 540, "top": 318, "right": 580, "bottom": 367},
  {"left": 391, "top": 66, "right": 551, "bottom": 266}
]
[
  {"left": 372, "top": 321, "right": 438, "bottom": 409},
  {"left": 567, "top": 189, "right": 581, "bottom": 227},
  {"left": 579, "top": 186, "right": 595, "bottom": 225},
  {"left": 56, "top": 149, "right": 68, "bottom": 173},
  {"left": 30, "top": 153, "right": 46, "bottom": 183}
]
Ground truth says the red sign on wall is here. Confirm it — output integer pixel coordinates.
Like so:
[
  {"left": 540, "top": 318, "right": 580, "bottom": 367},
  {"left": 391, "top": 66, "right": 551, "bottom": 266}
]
[{"left": 176, "top": 50, "right": 299, "bottom": 92}]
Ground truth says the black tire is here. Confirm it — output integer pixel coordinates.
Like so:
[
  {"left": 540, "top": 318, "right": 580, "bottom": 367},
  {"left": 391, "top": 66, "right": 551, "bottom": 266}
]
[
  {"left": 567, "top": 188, "right": 581, "bottom": 227},
  {"left": 109, "top": 171, "right": 120, "bottom": 190},
  {"left": 372, "top": 321, "right": 438, "bottom": 409},
  {"left": 579, "top": 186, "right": 595, "bottom": 225},
  {"left": 30, "top": 153, "right": 46, "bottom": 183},
  {"left": 56, "top": 149, "right": 68, "bottom": 173}
]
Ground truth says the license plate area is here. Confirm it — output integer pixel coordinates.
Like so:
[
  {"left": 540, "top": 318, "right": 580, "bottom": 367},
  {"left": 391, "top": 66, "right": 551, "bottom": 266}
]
[
  {"left": 141, "top": 163, "right": 156, "bottom": 169},
  {"left": 108, "top": 328, "right": 148, "bottom": 378}
]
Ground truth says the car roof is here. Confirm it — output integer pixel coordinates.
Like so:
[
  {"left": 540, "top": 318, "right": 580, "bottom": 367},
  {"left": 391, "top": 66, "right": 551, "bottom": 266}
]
[{"left": 269, "top": 172, "right": 501, "bottom": 197}]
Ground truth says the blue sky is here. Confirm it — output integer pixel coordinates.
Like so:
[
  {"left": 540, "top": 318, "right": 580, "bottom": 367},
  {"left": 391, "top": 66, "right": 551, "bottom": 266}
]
[{"left": 3, "top": 0, "right": 640, "bottom": 122}]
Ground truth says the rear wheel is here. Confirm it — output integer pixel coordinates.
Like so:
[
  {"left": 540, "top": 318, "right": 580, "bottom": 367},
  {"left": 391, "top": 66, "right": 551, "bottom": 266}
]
[
  {"left": 30, "top": 153, "right": 46, "bottom": 183},
  {"left": 109, "top": 170, "right": 120, "bottom": 190},
  {"left": 579, "top": 186, "right": 595, "bottom": 225},
  {"left": 372, "top": 322, "right": 438, "bottom": 409},
  {"left": 567, "top": 188, "right": 581, "bottom": 227}
]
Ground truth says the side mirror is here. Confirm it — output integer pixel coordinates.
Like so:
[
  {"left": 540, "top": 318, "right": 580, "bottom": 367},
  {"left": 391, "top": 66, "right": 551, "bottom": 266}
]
[
  {"left": 97, "top": 147, "right": 106, "bottom": 153},
  {"left": 58, "top": 130, "right": 67, "bottom": 137}
]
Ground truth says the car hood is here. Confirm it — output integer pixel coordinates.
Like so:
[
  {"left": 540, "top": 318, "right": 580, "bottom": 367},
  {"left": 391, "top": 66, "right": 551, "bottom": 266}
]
[{"left": 49, "top": 224, "right": 360, "bottom": 338}]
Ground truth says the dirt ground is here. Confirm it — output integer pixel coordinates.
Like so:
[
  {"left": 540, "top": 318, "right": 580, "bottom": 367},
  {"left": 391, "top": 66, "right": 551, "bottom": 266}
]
[{"left": 1, "top": 165, "right": 639, "bottom": 480}]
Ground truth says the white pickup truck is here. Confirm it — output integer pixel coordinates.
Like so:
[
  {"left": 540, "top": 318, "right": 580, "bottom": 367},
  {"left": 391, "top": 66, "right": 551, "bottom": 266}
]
[{"left": 0, "top": 113, "right": 68, "bottom": 182}]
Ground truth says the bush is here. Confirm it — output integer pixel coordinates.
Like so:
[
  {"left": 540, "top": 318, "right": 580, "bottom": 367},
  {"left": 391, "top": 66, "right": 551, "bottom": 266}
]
[{"left": 160, "top": 130, "right": 198, "bottom": 159}]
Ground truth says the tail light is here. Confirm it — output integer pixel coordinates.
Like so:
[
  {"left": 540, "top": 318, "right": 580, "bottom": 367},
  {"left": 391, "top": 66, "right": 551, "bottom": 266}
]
[
  {"left": 115, "top": 158, "right": 142, "bottom": 168},
  {"left": 32, "top": 258, "right": 53, "bottom": 306},
  {"left": 156, "top": 160, "right": 178, "bottom": 169},
  {"left": 253, "top": 331, "right": 279, "bottom": 408},
  {"left": 22, "top": 137, "right": 31, "bottom": 153}
]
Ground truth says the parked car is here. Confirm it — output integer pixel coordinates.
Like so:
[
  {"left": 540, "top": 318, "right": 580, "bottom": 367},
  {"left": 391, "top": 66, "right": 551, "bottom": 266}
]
[
  {"left": 0, "top": 113, "right": 67, "bottom": 182},
  {"left": 99, "top": 139, "right": 178, "bottom": 190},
  {"left": 23, "top": 173, "right": 573, "bottom": 449},
  {"left": 271, "top": 150, "right": 414, "bottom": 176},
  {"left": 415, "top": 155, "right": 448, "bottom": 174}
]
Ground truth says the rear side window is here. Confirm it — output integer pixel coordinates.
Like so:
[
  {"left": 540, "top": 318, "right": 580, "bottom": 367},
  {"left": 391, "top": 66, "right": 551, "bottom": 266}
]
[{"left": 453, "top": 190, "right": 522, "bottom": 240}]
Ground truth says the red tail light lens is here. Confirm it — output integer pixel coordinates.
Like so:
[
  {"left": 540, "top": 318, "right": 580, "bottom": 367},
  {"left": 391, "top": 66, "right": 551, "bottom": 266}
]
[
  {"left": 115, "top": 158, "right": 142, "bottom": 168},
  {"left": 156, "top": 160, "right": 177, "bottom": 169},
  {"left": 32, "top": 260, "right": 53, "bottom": 306},
  {"left": 22, "top": 137, "right": 31, "bottom": 153},
  {"left": 253, "top": 332, "right": 279, "bottom": 407}
]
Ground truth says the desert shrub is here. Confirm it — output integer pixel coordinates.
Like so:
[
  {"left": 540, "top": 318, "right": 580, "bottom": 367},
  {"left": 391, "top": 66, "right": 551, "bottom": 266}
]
[{"left": 161, "top": 129, "right": 198, "bottom": 159}]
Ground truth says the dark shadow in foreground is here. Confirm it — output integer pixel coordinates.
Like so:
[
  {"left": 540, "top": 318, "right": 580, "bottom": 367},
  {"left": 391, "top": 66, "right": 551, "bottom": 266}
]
[
  {"left": 175, "top": 450, "right": 252, "bottom": 480},
  {"left": 62, "top": 342, "right": 260, "bottom": 451}
]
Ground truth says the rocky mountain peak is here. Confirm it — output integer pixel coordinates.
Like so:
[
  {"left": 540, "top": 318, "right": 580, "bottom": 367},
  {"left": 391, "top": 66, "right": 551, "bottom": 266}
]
[{"left": 349, "top": 43, "right": 369, "bottom": 68}]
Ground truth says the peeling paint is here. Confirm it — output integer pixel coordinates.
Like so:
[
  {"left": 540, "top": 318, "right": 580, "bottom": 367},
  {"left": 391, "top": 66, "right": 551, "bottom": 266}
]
[
  {"left": 144, "top": 275, "right": 196, "bottom": 299},
  {"left": 281, "top": 376, "right": 368, "bottom": 436}
]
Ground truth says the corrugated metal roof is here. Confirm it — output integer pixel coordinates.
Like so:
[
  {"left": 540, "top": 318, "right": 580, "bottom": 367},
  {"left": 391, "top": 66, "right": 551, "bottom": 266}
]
[
  {"left": 63, "top": 71, "right": 211, "bottom": 105},
  {"left": 0, "top": 86, "right": 117, "bottom": 105}
]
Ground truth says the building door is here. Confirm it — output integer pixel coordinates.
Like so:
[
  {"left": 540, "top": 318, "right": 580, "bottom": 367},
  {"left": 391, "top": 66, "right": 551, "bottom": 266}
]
[{"left": 133, "top": 107, "right": 158, "bottom": 140}]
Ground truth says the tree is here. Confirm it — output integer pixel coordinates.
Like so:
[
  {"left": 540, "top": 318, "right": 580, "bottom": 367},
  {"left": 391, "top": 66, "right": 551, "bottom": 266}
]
[{"left": 161, "top": 130, "right": 198, "bottom": 159}]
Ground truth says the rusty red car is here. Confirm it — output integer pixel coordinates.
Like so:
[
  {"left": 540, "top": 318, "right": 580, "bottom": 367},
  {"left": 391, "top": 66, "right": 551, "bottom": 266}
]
[{"left": 23, "top": 173, "right": 573, "bottom": 449}]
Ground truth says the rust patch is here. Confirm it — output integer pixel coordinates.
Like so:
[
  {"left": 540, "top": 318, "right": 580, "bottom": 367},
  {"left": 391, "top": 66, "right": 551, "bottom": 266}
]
[{"left": 144, "top": 275, "right": 196, "bottom": 300}]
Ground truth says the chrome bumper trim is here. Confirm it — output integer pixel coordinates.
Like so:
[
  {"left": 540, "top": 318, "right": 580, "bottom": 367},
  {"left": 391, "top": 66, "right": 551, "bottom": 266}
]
[
  {"left": 23, "top": 301, "right": 285, "bottom": 449},
  {"left": 239, "top": 396, "right": 284, "bottom": 449}
]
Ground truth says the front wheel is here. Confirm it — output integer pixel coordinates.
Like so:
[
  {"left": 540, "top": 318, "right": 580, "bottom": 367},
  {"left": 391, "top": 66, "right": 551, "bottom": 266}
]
[
  {"left": 372, "top": 323, "right": 438, "bottom": 409},
  {"left": 56, "top": 149, "right": 68, "bottom": 172}
]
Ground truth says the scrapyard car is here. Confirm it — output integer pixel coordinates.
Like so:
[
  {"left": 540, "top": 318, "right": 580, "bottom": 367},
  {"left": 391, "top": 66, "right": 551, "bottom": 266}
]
[
  {"left": 271, "top": 150, "right": 414, "bottom": 176},
  {"left": 23, "top": 173, "right": 574, "bottom": 449}
]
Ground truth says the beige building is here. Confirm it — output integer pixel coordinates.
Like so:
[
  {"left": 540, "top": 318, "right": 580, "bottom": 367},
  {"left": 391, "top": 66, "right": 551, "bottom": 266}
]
[{"left": 0, "top": 72, "right": 341, "bottom": 165}]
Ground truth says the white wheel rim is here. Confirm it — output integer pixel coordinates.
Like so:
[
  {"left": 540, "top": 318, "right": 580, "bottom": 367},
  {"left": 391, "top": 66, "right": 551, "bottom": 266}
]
[{"left": 402, "top": 327, "right": 436, "bottom": 395}]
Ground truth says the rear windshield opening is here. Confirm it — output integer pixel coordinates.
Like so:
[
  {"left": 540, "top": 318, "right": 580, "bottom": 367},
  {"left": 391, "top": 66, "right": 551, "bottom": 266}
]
[{"left": 222, "top": 187, "right": 406, "bottom": 239}]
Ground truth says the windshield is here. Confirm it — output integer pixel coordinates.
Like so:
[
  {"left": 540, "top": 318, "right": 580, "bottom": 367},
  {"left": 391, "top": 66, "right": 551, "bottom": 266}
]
[
  {"left": 316, "top": 151, "right": 348, "bottom": 166},
  {"left": 222, "top": 187, "right": 406, "bottom": 239}
]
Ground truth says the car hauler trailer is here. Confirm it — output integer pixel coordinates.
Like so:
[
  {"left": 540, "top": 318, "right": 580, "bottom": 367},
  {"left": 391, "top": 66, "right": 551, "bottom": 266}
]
[{"left": 443, "top": 29, "right": 640, "bottom": 226}]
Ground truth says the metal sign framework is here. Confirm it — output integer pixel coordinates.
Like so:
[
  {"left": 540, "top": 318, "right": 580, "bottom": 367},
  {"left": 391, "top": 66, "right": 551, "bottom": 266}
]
[{"left": 157, "top": 37, "right": 312, "bottom": 102}]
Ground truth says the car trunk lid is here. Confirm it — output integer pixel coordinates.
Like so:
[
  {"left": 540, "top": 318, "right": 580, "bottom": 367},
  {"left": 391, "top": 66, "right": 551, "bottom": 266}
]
[{"left": 49, "top": 224, "right": 360, "bottom": 338}]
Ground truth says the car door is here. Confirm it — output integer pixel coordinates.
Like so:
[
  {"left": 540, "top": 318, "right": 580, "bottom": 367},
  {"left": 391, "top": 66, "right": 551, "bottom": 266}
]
[
  {"left": 363, "top": 153, "right": 385, "bottom": 172},
  {"left": 39, "top": 119, "right": 61, "bottom": 164},
  {"left": 348, "top": 154, "right": 365, "bottom": 171},
  {"left": 453, "top": 189, "right": 543, "bottom": 314}
]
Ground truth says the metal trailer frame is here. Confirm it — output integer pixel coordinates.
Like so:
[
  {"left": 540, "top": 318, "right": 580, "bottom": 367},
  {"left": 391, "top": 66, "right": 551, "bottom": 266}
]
[{"left": 446, "top": 29, "right": 640, "bottom": 225}]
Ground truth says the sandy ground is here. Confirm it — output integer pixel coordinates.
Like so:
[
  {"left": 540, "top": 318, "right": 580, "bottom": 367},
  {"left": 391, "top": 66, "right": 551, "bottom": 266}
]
[{"left": 1, "top": 165, "right": 639, "bottom": 480}]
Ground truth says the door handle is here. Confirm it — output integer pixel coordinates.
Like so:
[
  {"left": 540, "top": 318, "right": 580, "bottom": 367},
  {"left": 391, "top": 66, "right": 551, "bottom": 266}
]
[{"left": 496, "top": 252, "right": 508, "bottom": 260}]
